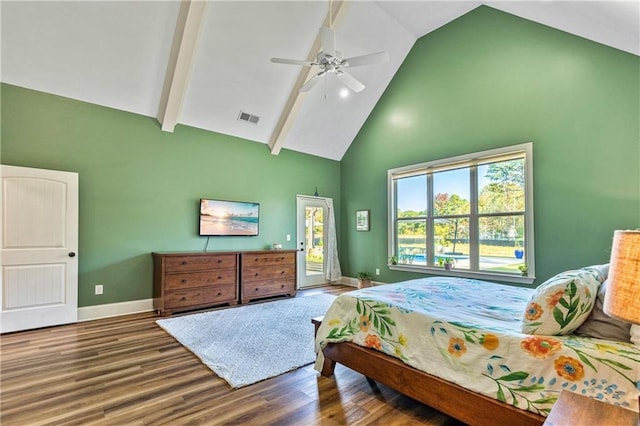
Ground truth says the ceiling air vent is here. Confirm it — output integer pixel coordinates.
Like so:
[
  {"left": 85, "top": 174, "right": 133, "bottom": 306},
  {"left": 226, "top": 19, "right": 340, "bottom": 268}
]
[{"left": 238, "top": 111, "right": 260, "bottom": 125}]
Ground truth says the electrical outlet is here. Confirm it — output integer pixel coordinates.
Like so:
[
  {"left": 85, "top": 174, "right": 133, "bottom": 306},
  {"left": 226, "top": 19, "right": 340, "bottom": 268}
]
[
  {"left": 286, "top": 234, "right": 291, "bottom": 241},
  {"left": 375, "top": 268, "right": 380, "bottom": 275},
  {"left": 95, "top": 284, "right": 103, "bottom": 295}
]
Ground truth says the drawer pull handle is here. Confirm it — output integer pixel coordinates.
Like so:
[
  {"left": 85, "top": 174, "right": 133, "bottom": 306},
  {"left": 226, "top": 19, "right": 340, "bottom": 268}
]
[
  {"left": 182, "top": 261, "right": 187, "bottom": 265},
  {"left": 217, "top": 292, "right": 222, "bottom": 296},
  {"left": 255, "top": 273, "right": 259, "bottom": 276},
  {"left": 181, "top": 279, "right": 187, "bottom": 283},
  {"left": 218, "top": 259, "right": 222, "bottom": 263},
  {"left": 218, "top": 276, "right": 222, "bottom": 280},
  {"left": 255, "top": 288, "right": 259, "bottom": 292},
  {"left": 281, "top": 284, "right": 285, "bottom": 288},
  {"left": 281, "top": 271, "right": 285, "bottom": 274},
  {"left": 181, "top": 297, "right": 186, "bottom": 301}
]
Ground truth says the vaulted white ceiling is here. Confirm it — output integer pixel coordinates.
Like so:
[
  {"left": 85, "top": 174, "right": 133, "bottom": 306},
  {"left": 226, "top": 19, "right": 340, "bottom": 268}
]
[{"left": 2, "top": 1, "right": 638, "bottom": 161}]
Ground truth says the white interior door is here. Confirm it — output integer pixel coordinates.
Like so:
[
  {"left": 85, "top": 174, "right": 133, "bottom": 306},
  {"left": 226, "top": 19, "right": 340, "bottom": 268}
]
[
  {"left": 1, "top": 165, "right": 79, "bottom": 333},
  {"left": 296, "top": 196, "right": 328, "bottom": 288}
]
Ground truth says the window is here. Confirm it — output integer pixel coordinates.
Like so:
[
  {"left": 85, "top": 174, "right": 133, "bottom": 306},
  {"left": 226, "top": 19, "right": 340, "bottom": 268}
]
[{"left": 388, "top": 143, "right": 534, "bottom": 283}]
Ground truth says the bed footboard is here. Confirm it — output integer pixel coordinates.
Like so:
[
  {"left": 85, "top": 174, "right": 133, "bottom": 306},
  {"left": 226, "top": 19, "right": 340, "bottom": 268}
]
[{"left": 321, "top": 341, "right": 544, "bottom": 426}]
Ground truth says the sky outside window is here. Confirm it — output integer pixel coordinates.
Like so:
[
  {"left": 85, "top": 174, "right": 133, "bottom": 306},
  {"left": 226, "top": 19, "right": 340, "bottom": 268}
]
[
  {"left": 398, "top": 169, "right": 492, "bottom": 213},
  {"left": 397, "top": 175, "right": 427, "bottom": 214}
]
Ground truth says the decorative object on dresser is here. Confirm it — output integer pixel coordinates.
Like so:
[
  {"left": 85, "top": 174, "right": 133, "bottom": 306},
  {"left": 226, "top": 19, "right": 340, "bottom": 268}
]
[
  {"left": 153, "top": 250, "right": 297, "bottom": 315},
  {"left": 240, "top": 250, "right": 296, "bottom": 304}
]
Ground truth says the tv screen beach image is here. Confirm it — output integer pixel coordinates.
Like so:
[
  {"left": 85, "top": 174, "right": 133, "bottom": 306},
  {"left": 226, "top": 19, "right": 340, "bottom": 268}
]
[{"left": 200, "top": 199, "right": 259, "bottom": 236}]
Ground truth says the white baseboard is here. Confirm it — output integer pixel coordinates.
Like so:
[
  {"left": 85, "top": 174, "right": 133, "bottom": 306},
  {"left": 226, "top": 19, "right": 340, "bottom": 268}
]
[
  {"left": 77, "top": 278, "right": 382, "bottom": 322},
  {"left": 78, "top": 299, "right": 154, "bottom": 322},
  {"left": 343, "top": 277, "right": 383, "bottom": 287},
  {"left": 343, "top": 277, "right": 358, "bottom": 287}
]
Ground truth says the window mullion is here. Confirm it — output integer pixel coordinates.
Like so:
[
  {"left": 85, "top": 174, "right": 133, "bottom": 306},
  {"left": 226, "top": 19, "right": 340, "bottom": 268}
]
[
  {"left": 426, "top": 173, "right": 434, "bottom": 267},
  {"left": 469, "top": 166, "right": 479, "bottom": 270}
]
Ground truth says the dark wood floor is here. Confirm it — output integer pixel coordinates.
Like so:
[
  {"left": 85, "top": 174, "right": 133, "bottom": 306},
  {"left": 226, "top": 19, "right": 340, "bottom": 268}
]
[{"left": 0, "top": 285, "right": 464, "bottom": 425}]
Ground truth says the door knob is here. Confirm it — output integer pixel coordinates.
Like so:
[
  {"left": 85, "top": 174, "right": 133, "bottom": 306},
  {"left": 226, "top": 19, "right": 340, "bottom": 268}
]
[{"left": 68, "top": 252, "right": 76, "bottom": 257}]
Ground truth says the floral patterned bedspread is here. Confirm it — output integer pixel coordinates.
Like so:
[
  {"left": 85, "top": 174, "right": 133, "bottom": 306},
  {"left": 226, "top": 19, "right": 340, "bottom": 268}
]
[{"left": 314, "top": 277, "right": 640, "bottom": 416}]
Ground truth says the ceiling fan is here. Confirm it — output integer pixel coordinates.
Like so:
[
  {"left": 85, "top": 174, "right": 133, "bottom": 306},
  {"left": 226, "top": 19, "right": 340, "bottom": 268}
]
[{"left": 271, "top": 26, "right": 389, "bottom": 93}]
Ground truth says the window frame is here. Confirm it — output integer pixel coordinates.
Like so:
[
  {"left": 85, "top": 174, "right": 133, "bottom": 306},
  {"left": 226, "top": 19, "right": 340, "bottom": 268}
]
[{"left": 387, "top": 143, "right": 535, "bottom": 284}]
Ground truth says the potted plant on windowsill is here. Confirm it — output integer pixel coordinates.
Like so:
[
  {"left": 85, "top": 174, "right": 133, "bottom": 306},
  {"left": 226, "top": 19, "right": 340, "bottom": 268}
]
[
  {"left": 356, "top": 272, "right": 373, "bottom": 289},
  {"left": 438, "top": 257, "right": 455, "bottom": 270},
  {"left": 443, "top": 257, "right": 454, "bottom": 270},
  {"left": 518, "top": 264, "right": 528, "bottom": 276}
]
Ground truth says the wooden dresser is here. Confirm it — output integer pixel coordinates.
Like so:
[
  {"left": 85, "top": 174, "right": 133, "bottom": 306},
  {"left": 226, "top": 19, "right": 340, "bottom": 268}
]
[
  {"left": 153, "top": 252, "right": 239, "bottom": 315},
  {"left": 240, "top": 250, "right": 297, "bottom": 303},
  {"left": 153, "top": 250, "right": 297, "bottom": 315}
]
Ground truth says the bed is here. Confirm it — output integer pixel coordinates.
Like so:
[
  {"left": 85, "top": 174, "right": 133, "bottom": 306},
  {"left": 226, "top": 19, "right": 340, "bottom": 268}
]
[{"left": 314, "top": 274, "right": 640, "bottom": 425}]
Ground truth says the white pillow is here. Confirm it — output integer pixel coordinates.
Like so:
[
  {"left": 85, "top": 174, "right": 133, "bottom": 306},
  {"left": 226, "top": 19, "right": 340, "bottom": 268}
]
[
  {"left": 580, "top": 263, "right": 609, "bottom": 283},
  {"left": 631, "top": 324, "right": 640, "bottom": 346}
]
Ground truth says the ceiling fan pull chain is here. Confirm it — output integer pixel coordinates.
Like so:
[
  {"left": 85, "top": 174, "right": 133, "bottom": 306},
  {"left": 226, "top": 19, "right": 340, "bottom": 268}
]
[{"left": 324, "top": 75, "right": 328, "bottom": 101}]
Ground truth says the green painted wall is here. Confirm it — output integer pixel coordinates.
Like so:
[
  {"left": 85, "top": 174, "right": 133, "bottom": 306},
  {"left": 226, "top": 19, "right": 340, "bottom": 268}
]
[
  {"left": 340, "top": 6, "right": 640, "bottom": 285},
  {"left": 1, "top": 84, "right": 341, "bottom": 306},
  {"left": 2, "top": 6, "right": 639, "bottom": 308}
]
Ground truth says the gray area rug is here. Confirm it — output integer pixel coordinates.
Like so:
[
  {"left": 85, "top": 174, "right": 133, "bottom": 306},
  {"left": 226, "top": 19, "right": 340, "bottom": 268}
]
[{"left": 156, "top": 293, "right": 336, "bottom": 388}]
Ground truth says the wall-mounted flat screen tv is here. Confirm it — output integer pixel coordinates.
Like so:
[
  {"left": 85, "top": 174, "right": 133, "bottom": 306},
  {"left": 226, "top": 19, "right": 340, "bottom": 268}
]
[{"left": 199, "top": 199, "right": 260, "bottom": 236}]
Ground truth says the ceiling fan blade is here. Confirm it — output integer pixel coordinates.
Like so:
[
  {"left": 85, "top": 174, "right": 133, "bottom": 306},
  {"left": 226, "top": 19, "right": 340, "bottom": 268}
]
[
  {"left": 300, "top": 75, "right": 322, "bottom": 93},
  {"left": 319, "top": 27, "right": 336, "bottom": 57},
  {"left": 336, "top": 71, "right": 365, "bottom": 93},
  {"left": 271, "top": 58, "right": 313, "bottom": 66},
  {"left": 342, "top": 51, "right": 389, "bottom": 68}
]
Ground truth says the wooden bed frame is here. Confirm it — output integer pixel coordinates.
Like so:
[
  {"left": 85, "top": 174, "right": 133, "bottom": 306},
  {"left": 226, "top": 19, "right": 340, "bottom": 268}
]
[{"left": 313, "top": 317, "right": 545, "bottom": 426}]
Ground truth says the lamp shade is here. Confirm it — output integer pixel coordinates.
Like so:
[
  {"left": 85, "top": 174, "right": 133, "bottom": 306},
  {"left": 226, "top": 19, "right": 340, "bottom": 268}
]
[{"left": 603, "top": 230, "right": 640, "bottom": 324}]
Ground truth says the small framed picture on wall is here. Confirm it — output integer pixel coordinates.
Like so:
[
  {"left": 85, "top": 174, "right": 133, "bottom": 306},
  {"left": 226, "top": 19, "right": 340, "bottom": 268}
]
[{"left": 355, "top": 210, "right": 370, "bottom": 232}]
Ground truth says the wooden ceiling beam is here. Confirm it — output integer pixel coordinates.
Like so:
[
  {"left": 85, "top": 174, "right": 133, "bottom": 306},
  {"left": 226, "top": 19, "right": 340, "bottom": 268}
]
[
  {"left": 157, "top": 0, "right": 207, "bottom": 133},
  {"left": 268, "top": 0, "right": 347, "bottom": 155}
]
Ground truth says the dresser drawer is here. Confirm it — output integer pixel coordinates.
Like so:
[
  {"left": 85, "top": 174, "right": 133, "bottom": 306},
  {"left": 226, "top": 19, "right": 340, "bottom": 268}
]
[
  {"left": 242, "top": 265, "right": 295, "bottom": 283},
  {"left": 242, "top": 280, "right": 296, "bottom": 300},
  {"left": 165, "top": 284, "right": 237, "bottom": 309},
  {"left": 165, "top": 254, "right": 236, "bottom": 272},
  {"left": 242, "top": 251, "right": 295, "bottom": 266},
  {"left": 165, "top": 269, "right": 237, "bottom": 291}
]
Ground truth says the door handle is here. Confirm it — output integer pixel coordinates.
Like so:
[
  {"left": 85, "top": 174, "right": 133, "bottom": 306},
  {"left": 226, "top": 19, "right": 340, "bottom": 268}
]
[{"left": 68, "top": 252, "right": 76, "bottom": 257}]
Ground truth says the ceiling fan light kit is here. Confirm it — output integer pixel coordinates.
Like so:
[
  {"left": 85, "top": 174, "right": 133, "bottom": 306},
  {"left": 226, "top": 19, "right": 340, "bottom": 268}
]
[{"left": 271, "top": 26, "right": 389, "bottom": 94}]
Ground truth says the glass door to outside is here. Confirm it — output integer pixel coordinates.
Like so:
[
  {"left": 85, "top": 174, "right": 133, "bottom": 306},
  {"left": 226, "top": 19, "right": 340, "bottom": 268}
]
[{"left": 296, "top": 196, "right": 327, "bottom": 288}]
